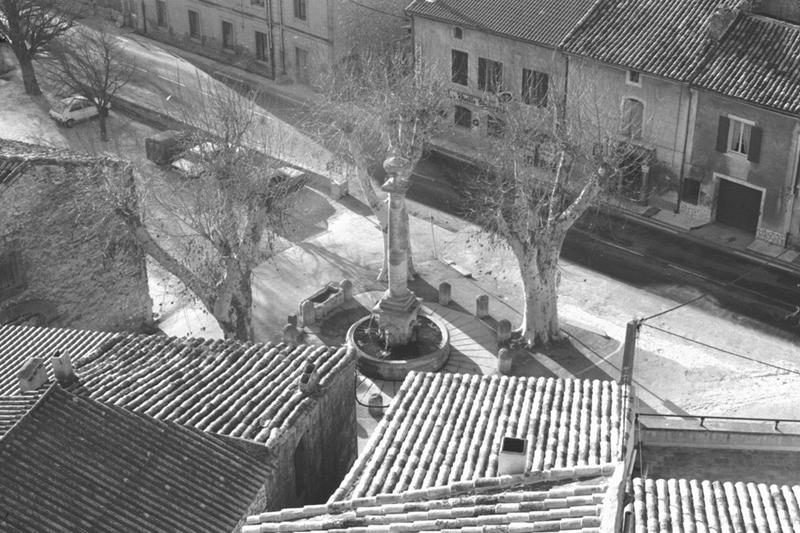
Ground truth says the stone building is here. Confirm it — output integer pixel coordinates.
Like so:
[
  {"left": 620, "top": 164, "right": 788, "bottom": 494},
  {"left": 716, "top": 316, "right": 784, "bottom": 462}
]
[
  {"left": 409, "top": 0, "right": 800, "bottom": 249},
  {"left": 684, "top": 9, "right": 800, "bottom": 247},
  {"left": 0, "top": 322, "right": 357, "bottom": 511},
  {"left": 244, "top": 371, "right": 637, "bottom": 532},
  {"left": 407, "top": 0, "right": 593, "bottom": 141},
  {"left": 0, "top": 384, "right": 269, "bottom": 532},
  {"left": 131, "top": 0, "right": 409, "bottom": 84},
  {"left": 0, "top": 140, "right": 152, "bottom": 330}
]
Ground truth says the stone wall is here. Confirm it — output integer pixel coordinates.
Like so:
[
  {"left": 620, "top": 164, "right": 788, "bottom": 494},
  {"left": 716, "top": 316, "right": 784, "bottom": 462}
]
[
  {"left": 0, "top": 153, "right": 152, "bottom": 331},
  {"left": 258, "top": 353, "right": 356, "bottom": 510}
]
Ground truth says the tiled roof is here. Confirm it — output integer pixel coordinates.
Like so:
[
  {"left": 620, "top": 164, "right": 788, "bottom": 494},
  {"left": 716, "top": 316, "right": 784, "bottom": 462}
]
[
  {"left": 691, "top": 14, "right": 800, "bottom": 115},
  {"left": 0, "top": 384, "right": 267, "bottom": 532},
  {"left": 562, "top": 0, "right": 742, "bottom": 81},
  {"left": 0, "top": 324, "right": 352, "bottom": 445},
  {"left": 0, "top": 324, "right": 121, "bottom": 395},
  {"left": 331, "top": 372, "right": 629, "bottom": 501},
  {"left": 244, "top": 465, "right": 616, "bottom": 533},
  {"left": 633, "top": 477, "right": 800, "bottom": 532},
  {"left": 0, "top": 391, "right": 41, "bottom": 437},
  {"left": 406, "top": 0, "right": 598, "bottom": 48}
]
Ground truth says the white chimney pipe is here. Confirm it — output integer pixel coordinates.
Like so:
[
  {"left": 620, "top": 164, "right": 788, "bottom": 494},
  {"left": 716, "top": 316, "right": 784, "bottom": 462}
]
[{"left": 498, "top": 436, "right": 527, "bottom": 475}]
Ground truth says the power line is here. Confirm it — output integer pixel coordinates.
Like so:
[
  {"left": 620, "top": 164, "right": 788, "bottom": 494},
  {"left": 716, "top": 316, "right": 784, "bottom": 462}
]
[
  {"left": 347, "top": 0, "right": 406, "bottom": 20},
  {"left": 640, "top": 248, "right": 795, "bottom": 323},
  {"left": 642, "top": 323, "right": 800, "bottom": 377}
]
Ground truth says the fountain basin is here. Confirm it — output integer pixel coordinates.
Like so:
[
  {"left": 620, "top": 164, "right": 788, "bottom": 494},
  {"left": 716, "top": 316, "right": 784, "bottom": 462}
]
[{"left": 346, "top": 312, "right": 450, "bottom": 381}]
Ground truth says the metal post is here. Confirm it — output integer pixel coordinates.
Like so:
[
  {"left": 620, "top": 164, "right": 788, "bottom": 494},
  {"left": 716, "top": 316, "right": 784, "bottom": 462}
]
[{"left": 621, "top": 319, "right": 640, "bottom": 385}]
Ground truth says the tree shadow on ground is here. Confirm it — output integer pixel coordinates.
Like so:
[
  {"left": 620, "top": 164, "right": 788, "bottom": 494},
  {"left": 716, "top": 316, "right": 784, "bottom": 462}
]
[{"left": 279, "top": 188, "right": 336, "bottom": 243}]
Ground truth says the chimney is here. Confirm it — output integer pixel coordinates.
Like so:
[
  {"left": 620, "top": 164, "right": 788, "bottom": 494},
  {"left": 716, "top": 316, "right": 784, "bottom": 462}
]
[
  {"left": 51, "top": 351, "right": 76, "bottom": 386},
  {"left": 498, "top": 436, "right": 528, "bottom": 475},
  {"left": 298, "top": 363, "right": 319, "bottom": 394},
  {"left": 17, "top": 357, "right": 48, "bottom": 392}
]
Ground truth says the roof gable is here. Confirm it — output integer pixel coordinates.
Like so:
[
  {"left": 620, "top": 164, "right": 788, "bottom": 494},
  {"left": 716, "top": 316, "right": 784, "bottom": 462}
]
[
  {"left": 690, "top": 14, "right": 800, "bottom": 114},
  {"left": 0, "top": 324, "right": 351, "bottom": 445},
  {"left": 244, "top": 465, "right": 617, "bottom": 533},
  {"left": 633, "top": 476, "right": 800, "bottom": 532},
  {"left": 563, "top": 0, "right": 742, "bottom": 81},
  {"left": 0, "top": 385, "right": 267, "bottom": 532},
  {"left": 407, "top": 0, "right": 599, "bottom": 48},
  {"left": 331, "top": 372, "right": 629, "bottom": 501}
]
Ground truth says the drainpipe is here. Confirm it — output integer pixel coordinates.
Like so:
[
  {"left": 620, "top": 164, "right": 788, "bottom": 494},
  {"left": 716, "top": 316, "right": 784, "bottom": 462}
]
[
  {"left": 278, "top": 0, "right": 286, "bottom": 74},
  {"left": 676, "top": 85, "right": 694, "bottom": 213},
  {"left": 266, "top": 0, "right": 275, "bottom": 78}
]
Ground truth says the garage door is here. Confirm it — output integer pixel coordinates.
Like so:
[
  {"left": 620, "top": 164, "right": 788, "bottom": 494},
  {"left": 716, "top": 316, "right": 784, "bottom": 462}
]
[{"left": 716, "top": 178, "right": 762, "bottom": 234}]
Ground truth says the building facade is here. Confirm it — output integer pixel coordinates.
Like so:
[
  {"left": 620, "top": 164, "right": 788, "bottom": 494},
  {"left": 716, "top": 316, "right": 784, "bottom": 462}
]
[
  {"left": 132, "top": 0, "right": 409, "bottom": 84},
  {"left": 0, "top": 140, "right": 152, "bottom": 330},
  {"left": 410, "top": 0, "right": 800, "bottom": 249}
]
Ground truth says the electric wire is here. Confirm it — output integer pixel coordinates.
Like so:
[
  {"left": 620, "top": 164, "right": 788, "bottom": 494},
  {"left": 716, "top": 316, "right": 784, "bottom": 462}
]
[
  {"left": 642, "top": 322, "right": 800, "bottom": 377},
  {"left": 640, "top": 248, "right": 795, "bottom": 322}
]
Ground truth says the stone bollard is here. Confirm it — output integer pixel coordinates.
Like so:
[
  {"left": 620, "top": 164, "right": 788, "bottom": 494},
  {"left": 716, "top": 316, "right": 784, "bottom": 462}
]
[
  {"left": 300, "top": 300, "right": 315, "bottom": 327},
  {"left": 340, "top": 279, "right": 353, "bottom": 301},
  {"left": 476, "top": 294, "right": 489, "bottom": 318},
  {"left": 497, "top": 348, "right": 513, "bottom": 375},
  {"left": 438, "top": 282, "right": 452, "bottom": 306},
  {"left": 497, "top": 319, "right": 512, "bottom": 346}
]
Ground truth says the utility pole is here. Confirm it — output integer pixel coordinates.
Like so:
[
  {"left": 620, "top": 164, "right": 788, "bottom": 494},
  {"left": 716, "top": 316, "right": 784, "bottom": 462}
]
[{"left": 621, "top": 319, "right": 641, "bottom": 385}]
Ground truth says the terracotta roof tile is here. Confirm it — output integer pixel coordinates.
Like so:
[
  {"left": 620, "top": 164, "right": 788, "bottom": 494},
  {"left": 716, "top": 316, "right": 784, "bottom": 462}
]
[
  {"left": 562, "top": 0, "right": 742, "bottom": 80},
  {"left": 244, "top": 467, "right": 616, "bottom": 533},
  {"left": 691, "top": 14, "right": 800, "bottom": 114},
  {"left": 406, "top": 0, "right": 598, "bottom": 48},
  {"left": 0, "top": 384, "right": 267, "bottom": 532},
  {"left": 0, "top": 324, "right": 120, "bottom": 395},
  {"left": 0, "top": 324, "right": 351, "bottom": 445},
  {"left": 633, "top": 476, "right": 800, "bottom": 532},
  {"left": 332, "top": 372, "right": 628, "bottom": 501},
  {"left": 0, "top": 391, "right": 41, "bottom": 437}
]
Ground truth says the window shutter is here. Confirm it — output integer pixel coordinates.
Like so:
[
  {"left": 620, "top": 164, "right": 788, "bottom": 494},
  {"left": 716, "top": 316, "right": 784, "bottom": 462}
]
[
  {"left": 478, "top": 58, "right": 486, "bottom": 90},
  {"left": 715, "top": 116, "right": 730, "bottom": 152},
  {"left": 748, "top": 126, "right": 762, "bottom": 163}
]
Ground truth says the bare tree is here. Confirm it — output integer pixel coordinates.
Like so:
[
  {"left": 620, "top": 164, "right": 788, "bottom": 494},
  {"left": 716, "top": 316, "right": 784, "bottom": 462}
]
[
  {"left": 0, "top": 0, "right": 75, "bottom": 94},
  {"left": 43, "top": 24, "right": 135, "bottom": 141},
  {"left": 463, "top": 74, "right": 650, "bottom": 346},
  {"left": 112, "top": 80, "right": 306, "bottom": 341},
  {"left": 311, "top": 44, "right": 450, "bottom": 280}
]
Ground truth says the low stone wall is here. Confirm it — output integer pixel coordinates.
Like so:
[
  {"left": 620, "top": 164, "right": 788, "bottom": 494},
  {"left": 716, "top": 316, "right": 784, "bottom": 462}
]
[
  {"left": 299, "top": 280, "right": 352, "bottom": 327},
  {"left": 639, "top": 427, "right": 800, "bottom": 451}
]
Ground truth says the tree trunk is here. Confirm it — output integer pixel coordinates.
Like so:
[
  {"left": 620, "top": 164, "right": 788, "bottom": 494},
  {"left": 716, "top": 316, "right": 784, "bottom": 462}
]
[
  {"left": 516, "top": 245, "right": 562, "bottom": 346},
  {"left": 98, "top": 111, "right": 108, "bottom": 142},
  {"left": 213, "top": 263, "right": 254, "bottom": 341},
  {"left": 18, "top": 55, "right": 41, "bottom": 96}
]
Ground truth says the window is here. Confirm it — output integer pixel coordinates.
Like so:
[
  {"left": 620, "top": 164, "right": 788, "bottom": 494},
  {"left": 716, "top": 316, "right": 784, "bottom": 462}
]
[
  {"left": 621, "top": 98, "right": 644, "bottom": 140},
  {"left": 221, "top": 20, "right": 234, "bottom": 49},
  {"left": 478, "top": 57, "right": 503, "bottom": 93},
  {"left": 522, "top": 69, "right": 548, "bottom": 107},
  {"left": 294, "top": 0, "right": 307, "bottom": 21},
  {"left": 681, "top": 179, "right": 701, "bottom": 205},
  {"left": 729, "top": 118, "right": 751, "bottom": 155},
  {"left": 251, "top": 0, "right": 264, "bottom": 5},
  {"left": 188, "top": 10, "right": 199, "bottom": 39},
  {"left": 451, "top": 50, "right": 468, "bottom": 86},
  {"left": 716, "top": 116, "right": 762, "bottom": 162},
  {"left": 0, "top": 249, "right": 24, "bottom": 300},
  {"left": 487, "top": 115, "right": 505, "bottom": 137},
  {"left": 255, "top": 31, "right": 268, "bottom": 62},
  {"left": 295, "top": 46, "right": 309, "bottom": 84},
  {"left": 454, "top": 105, "right": 471, "bottom": 128},
  {"left": 626, "top": 70, "right": 641, "bottom": 86},
  {"left": 156, "top": 0, "right": 167, "bottom": 27},
  {"left": 453, "top": 26, "right": 463, "bottom": 39}
]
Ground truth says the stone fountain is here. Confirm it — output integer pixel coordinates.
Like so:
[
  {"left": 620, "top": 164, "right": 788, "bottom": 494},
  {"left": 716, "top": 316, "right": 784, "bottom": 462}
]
[{"left": 346, "top": 155, "right": 450, "bottom": 380}]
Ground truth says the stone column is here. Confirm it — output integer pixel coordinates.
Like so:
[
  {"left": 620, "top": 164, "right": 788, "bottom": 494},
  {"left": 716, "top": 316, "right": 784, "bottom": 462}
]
[{"left": 374, "top": 155, "right": 420, "bottom": 346}]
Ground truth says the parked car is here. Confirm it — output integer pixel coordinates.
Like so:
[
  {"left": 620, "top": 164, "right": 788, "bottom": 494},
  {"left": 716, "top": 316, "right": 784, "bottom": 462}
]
[
  {"left": 145, "top": 130, "right": 189, "bottom": 165},
  {"left": 48, "top": 95, "right": 109, "bottom": 127}
]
